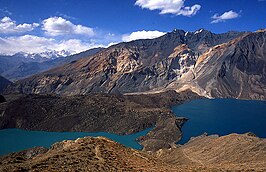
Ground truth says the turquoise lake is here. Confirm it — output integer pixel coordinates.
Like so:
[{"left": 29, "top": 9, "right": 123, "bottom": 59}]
[
  {"left": 172, "top": 98, "right": 266, "bottom": 144},
  {"left": 0, "top": 128, "right": 151, "bottom": 156},
  {"left": 1, "top": 98, "right": 265, "bottom": 156}
]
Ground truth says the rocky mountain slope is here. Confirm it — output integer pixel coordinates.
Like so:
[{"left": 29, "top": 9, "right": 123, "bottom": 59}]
[
  {"left": 0, "top": 91, "right": 200, "bottom": 151},
  {"left": 0, "top": 48, "right": 103, "bottom": 81},
  {"left": 1, "top": 133, "right": 265, "bottom": 171},
  {"left": 170, "top": 30, "right": 266, "bottom": 100},
  {"left": 6, "top": 29, "right": 249, "bottom": 97},
  {"left": 158, "top": 133, "right": 266, "bottom": 171},
  {"left": 0, "top": 76, "right": 11, "bottom": 93}
]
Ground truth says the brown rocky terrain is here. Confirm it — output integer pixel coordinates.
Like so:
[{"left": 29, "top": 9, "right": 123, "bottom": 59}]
[
  {"left": 1, "top": 133, "right": 265, "bottom": 171},
  {"left": 0, "top": 137, "right": 172, "bottom": 172},
  {"left": 0, "top": 90, "right": 200, "bottom": 151},
  {"left": 174, "top": 30, "right": 266, "bottom": 100},
  {"left": 158, "top": 133, "right": 266, "bottom": 171}
]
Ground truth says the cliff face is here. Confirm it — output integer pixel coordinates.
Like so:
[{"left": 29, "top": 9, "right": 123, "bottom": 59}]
[
  {"left": 7, "top": 29, "right": 259, "bottom": 99},
  {"left": 214, "top": 31, "right": 266, "bottom": 99},
  {"left": 0, "top": 76, "right": 11, "bottom": 93},
  {"left": 1, "top": 133, "right": 265, "bottom": 172},
  {"left": 173, "top": 31, "right": 266, "bottom": 100}
]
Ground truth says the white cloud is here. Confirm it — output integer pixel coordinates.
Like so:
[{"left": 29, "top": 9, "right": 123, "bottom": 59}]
[
  {"left": 0, "top": 35, "right": 102, "bottom": 55},
  {"left": 122, "top": 30, "right": 166, "bottom": 42},
  {"left": 211, "top": 10, "right": 240, "bottom": 23},
  {"left": 0, "top": 17, "right": 39, "bottom": 34},
  {"left": 55, "top": 39, "right": 103, "bottom": 53},
  {"left": 42, "top": 16, "right": 94, "bottom": 36},
  {"left": 135, "top": 0, "right": 201, "bottom": 17}
]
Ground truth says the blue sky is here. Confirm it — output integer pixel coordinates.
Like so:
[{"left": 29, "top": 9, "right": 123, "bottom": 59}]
[{"left": 0, "top": 0, "right": 265, "bottom": 54}]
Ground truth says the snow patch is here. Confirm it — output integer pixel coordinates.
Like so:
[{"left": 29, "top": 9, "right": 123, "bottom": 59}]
[{"left": 194, "top": 29, "right": 203, "bottom": 34}]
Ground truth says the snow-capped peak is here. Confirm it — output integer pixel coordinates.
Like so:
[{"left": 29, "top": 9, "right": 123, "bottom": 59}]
[
  {"left": 37, "top": 50, "right": 71, "bottom": 59},
  {"left": 194, "top": 29, "right": 204, "bottom": 34},
  {"left": 13, "top": 50, "right": 71, "bottom": 60}
]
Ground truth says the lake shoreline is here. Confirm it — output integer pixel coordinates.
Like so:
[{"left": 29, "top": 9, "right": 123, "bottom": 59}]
[
  {"left": 0, "top": 90, "right": 200, "bottom": 152},
  {"left": 0, "top": 128, "right": 154, "bottom": 156}
]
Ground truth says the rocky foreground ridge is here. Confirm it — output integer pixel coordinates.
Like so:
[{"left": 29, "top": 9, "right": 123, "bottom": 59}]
[
  {"left": 5, "top": 29, "right": 266, "bottom": 100},
  {"left": 1, "top": 133, "right": 265, "bottom": 171}
]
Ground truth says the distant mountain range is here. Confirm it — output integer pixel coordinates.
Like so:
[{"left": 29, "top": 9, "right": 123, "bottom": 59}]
[
  {"left": 4, "top": 29, "right": 266, "bottom": 100},
  {"left": 0, "top": 48, "right": 103, "bottom": 81},
  {"left": 11, "top": 50, "right": 72, "bottom": 61}
]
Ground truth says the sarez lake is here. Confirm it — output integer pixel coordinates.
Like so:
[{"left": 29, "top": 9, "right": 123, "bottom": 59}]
[
  {"left": 0, "top": 98, "right": 265, "bottom": 156},
  {"left": 173, "top": 98, "right": 266, "bottom": 144}
]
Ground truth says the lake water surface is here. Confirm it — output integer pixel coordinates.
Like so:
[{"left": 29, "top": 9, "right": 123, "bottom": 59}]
[
  {"left": 172, "top": 98, "right": 266, "bottom": 144},
  {"left": 0, "top": 128, "right": 151, "bottom": 156},
  {"left": 1, "top": 98, "right": 265, "bottom": 156}
]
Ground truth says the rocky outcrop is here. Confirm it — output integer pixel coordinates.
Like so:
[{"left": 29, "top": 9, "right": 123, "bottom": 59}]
[
  {"left": 0, "top": 90, "right": 200, "bottom": 151},
  {"left": 6, "top": 29, "right": 246, "bottom": 97},
  {"left": 1, "top": 133, "right": 265, "bottom": 171},
  {"left": 138, "top": 117, "right": 187, "bottom": 152},
  {"left": 0, "top": 76, "right": 11, "bottom": 93},
  {"left": 0, "top": 95, "right": 6, "bottom": 103}
]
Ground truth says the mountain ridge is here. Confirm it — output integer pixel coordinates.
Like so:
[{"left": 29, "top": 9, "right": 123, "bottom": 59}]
[
  {"left": 5, "top": 29, "right": 251, "bottom": 97},
  {"left": 4, "top": 29, "right": 266, "bottom": 100},
  {"left": 171, "top": 31, "right": 266, "bottom": 99}
]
